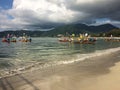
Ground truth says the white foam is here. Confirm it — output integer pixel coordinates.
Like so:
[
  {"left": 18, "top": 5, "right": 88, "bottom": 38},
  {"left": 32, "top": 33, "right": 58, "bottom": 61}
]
[
  {"left": 1, "top": 47, "right": 120, "bottom": 78},
  {"left": 57, "top": 47, "right": 120, "bottom": 65}
]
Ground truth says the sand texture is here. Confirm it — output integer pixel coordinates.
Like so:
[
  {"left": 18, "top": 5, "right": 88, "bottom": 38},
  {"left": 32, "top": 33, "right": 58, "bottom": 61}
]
[{"left": 0, "top": 51, "right": 120, "bottom": 90}]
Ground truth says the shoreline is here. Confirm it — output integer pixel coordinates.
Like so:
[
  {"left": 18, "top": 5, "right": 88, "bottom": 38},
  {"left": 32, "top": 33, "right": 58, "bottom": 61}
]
[
  {"left": 0, "top": 50, "right": 120, "bottom": 90},
  {"left": 0, "top": 47, "right": 120, "bottom": 79}
]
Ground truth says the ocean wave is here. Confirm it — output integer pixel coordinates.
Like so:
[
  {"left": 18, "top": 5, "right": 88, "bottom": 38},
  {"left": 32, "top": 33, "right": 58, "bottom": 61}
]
[
  {"left": 0, "top": 47, "right": 120, "bottom": 78},
  {"left": 57, "top": 47, "right": 120, "bottom": 65}
]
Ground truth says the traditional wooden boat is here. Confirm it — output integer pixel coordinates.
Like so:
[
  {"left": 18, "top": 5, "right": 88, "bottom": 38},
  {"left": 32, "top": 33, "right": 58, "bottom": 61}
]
[
  {"left": 59, "top": 39, "right": 70, "bottom": 42},
  {"left": 2, "top": 38, "right": 17, "bottom": 43},
  {"left": 11, "top": 40, "right": 17, "bottom": 42},
  {"left": 72, "top": 38, "right": 96, "bottom": 44},
  {"left": 2, "top": 38, "right": 10, "bottom": 42},
  {"left": 73, "top": 40, "right": 96, "bottom": 44},
  {"left": 104, "top": 37, "right": 120, "bottom": 42},
  {"left": 19, "top": 38, "right": 32, "bottom": 42},
  {"left": 105, "top": 39, "right": 120, "bottom": 42},
  {"left": 58, "top": 37, "right": 71, "bottom": 42},
  {"left": 2, "top": 39, "right": 8, "bottom": 42}
]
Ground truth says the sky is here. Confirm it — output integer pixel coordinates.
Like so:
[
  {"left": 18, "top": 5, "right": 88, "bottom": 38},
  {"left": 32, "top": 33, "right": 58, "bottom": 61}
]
[{"left": 0, "top": 0, "right": 120, "bottom": 31}]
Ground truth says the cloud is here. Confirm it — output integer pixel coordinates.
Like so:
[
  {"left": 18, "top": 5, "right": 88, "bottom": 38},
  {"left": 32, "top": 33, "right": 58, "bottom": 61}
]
[
  {"left": 0, "top": 9, "right": 25, "bottom": 31},
  {"left": 0, "top": 0, "right": 120, "bottom": 31},
  {"left": 66, "top": 0, "right": 120, "bottom": 21}
]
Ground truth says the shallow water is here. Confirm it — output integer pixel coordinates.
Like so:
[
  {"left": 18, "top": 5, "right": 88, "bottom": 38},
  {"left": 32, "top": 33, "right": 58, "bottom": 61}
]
[{"left": 0, "top": 37, "right": 120, "bottom": 77}]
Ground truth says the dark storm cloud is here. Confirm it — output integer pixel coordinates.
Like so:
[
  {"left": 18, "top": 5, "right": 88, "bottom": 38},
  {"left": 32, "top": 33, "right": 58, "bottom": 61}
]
[
  {"left": 65, "top": 0, "right": 120, "bottom": 23},
  {"left": 0, "top": 0, "right": 120, "bottom": 31}
]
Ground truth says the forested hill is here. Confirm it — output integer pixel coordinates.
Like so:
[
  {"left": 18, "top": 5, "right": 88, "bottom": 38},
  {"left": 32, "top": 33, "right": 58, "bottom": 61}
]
[
  {"left": 0, "top": 23, "right": 119, "bottom": 37},
  {"left": 45, "top": 23, "right": 118, "bottom": 36},
  {"left": 0, "top": 30, "right": 44, "bottom": 37}
]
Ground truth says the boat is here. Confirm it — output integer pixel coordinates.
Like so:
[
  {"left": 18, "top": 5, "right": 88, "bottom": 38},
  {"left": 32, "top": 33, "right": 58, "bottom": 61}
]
[
  {"left": 73, "top": 40, "right": 96, "bottom": 44},
  {"left": 2, "top": 38, "right": 17, "bottom": 43},
  {"left": 59, "top": 39, "right": 70, "bottom": 42},
  {"left": 57, "top": 33, "right": 97, "bottom": 44},
  {"left": 11, "top": 40, "right": 17, "bottom": 42},
  {"left": 18, "top": 36, "right": 32, "bottom": 42},
  {"left": 1, "top": 33, "right": 32, "bottom": 43},
  {"left": 2, "top": 39, "right": 8, "bottom": 42},
  {"left": 104, "top": 37, "right": 120, "bottom": 42},
  {"left": 2, "top": 38, "right": 10, "bottom": 43},
  {"left": 58, "top": 37, "right": 71, "bottom": 42},
  {"left": 71, "top": 37, "right": 97, "bottom": 44},
  {"left": 1, "top": 34, "right": 17, "bottom": 43}
]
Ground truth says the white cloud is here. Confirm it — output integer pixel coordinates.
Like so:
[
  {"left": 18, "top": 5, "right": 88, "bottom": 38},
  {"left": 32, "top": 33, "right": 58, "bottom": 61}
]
[
  {"left": 0, "top": 0, "right": 120, "bottom": 31},
  {"left": 0, "top": 9, "right": 25, "bottom": 31},
  {"left": 10, "top": 0, "right": 78, "bottom": 24}
]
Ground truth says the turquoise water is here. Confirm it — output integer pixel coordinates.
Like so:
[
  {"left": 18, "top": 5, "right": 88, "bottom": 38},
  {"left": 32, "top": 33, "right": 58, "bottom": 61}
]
[{"left": 0, "top": 37, "right": 120, "bottom": 76}]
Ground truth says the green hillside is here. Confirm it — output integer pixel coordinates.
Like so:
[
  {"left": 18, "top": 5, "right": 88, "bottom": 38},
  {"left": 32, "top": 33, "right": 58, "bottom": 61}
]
[
  {"left": 45, "top": 23, "right": 118, "bottom": 36},
  {"left": 0, "top": 23, "right": 119, "bottom": 37}
]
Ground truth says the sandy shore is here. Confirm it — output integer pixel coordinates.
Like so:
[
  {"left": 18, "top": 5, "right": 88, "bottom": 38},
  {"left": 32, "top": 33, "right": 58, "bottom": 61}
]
[{"left": 0, "top": 51, "right": 120, "bottom": 90}]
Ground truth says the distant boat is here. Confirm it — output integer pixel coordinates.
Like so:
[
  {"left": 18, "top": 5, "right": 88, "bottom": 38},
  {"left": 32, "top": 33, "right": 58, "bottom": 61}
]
[
  {"left": 105, "top": 38, "right": 120, "bottom": 42},
  {"left": 72, "top": 39, "right": 96, "bottom": 44},
  {"left": 2, "top": 39, "right": 17, "bottom": 43},
  {"left": 1, "top": 33, "right": 32, "bottom": 43},
  {"left": 1, "top": 34, "right": 17, "bottom": 43},
  {"left": 58, "top": 37, "right": 71, "bottom": 42},
  {"left": 2, "top": 38, "right": 8, "bottom": 42},
  {"left": 58, "top": 35, "right": 97, "bottom": 44},
  {"left": 18, "top": 36, "right": 32, "bottom": 42},
  {"left": 2, "top": 37, "right": 11, "bottom": 43}
]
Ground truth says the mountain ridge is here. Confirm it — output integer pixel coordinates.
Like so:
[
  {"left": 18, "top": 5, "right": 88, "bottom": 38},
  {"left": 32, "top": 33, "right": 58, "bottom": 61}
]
[
  {"left": 45, "top": 23, "right": 119, "bottom": 36},
  {"left": 0, "top": 23, "right": 119, "bottom": 37}
]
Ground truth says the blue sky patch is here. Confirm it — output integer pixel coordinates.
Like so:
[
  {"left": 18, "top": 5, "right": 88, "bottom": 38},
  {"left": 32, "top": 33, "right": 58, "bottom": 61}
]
[{"left": 0, "top": 0, "right": 13, "bottom": 10}]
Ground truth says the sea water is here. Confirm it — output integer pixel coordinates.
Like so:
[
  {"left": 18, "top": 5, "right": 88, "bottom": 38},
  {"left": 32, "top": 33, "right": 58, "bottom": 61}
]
[{"left": 0, "top": 37, "right": 120, "bottom": 77}]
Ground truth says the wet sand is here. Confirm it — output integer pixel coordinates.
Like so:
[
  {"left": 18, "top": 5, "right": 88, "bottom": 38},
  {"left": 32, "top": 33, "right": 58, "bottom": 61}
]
[{"left": 0, "top": 51, "right": 120, "bottom": 90}]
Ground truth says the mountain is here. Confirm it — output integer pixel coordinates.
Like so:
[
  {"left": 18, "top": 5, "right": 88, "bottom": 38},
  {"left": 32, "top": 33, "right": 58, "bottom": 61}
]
[
  {"left": 45, "top": 23, "right": 119, "bottom": 36},
  {"left": 88, "top": 24, "right": 119, "bottom": 33},
  {"left": 0, "top": 23, "right": 119, "bottom": 37},
  {"left": 0, "top": 30, "right": 44, "bottom": 38},
  {"left": 105, "top": 29, "right": 120, "bottom": 37}
]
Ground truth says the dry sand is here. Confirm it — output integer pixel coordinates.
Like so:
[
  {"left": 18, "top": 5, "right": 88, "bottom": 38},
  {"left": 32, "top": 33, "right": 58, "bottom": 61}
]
[{"left": 0, "top": 51, "right": 120, "bottom": 90}]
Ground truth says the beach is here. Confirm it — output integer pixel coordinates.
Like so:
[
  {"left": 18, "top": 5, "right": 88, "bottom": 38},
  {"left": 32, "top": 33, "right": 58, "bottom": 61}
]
[
  {"left": 0, "top": 0, "right": 120, "bottom": 89},
  {"left": 0, "top": 50, "right": 120, "bottom": 90}
]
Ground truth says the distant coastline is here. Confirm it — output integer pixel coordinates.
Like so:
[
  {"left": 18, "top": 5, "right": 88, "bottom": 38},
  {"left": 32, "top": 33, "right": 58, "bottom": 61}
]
[{"left": 0, "top": 23, "right": 119, "bottom": 38}]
